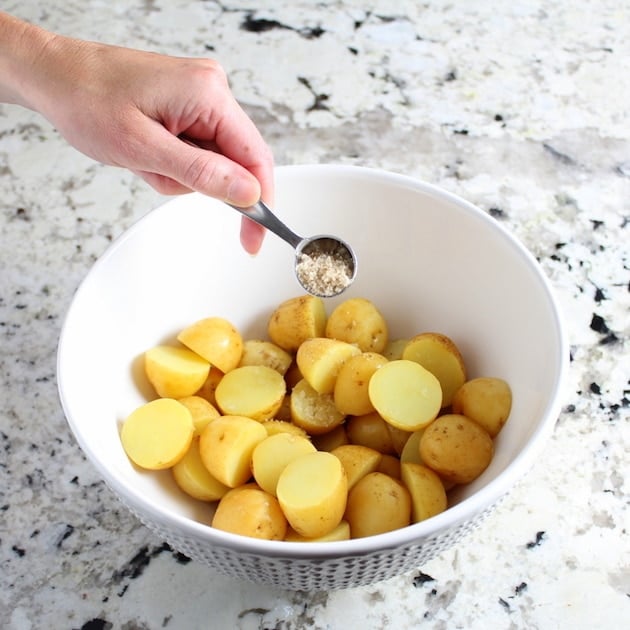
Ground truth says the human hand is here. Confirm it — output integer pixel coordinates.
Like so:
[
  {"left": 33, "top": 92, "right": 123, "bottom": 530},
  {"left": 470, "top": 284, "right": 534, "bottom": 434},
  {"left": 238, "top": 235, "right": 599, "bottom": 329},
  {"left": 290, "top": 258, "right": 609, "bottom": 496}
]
[{"left": 0, "top": 14, "right": 272, "bottom": 253}]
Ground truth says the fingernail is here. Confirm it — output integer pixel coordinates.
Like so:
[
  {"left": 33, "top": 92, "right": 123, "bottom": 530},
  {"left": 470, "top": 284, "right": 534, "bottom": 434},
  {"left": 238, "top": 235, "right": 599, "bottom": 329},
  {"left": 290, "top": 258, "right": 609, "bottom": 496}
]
[{"left": 226, "top": 176, "right": 260, "bottom": 207}]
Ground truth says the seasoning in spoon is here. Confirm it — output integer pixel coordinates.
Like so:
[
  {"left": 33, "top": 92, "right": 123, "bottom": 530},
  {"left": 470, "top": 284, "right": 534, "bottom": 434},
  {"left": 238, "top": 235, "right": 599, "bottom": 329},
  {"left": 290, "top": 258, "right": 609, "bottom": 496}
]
[{"left": 295, "top": 237, "right": 356, "bottom": 298}]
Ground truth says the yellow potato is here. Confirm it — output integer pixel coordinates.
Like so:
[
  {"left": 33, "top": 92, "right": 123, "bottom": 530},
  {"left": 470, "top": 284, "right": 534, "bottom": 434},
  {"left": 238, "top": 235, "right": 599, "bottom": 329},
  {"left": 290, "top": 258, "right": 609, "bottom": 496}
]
[
  {"left": 399, "top": 429, "right": 425, "bottom": 465},
  {"left": 284, "top": 361, "right": 303, "bottom": 390},
  {"left": 345, "top": 472, "right": 411, "bottom": 538},
  {"left": 144, "top": 345, "right": 210, "bottom": 399},
  {"left": 276, "top": 451, "right": 348, "bottom": 538},
  {"left": 451, "top": 377, "right": 512, "bottom": 437},
  {"left": 199, "top": 415, "right": 267, "bottom": 487},
  {"left": 261, "top": 419, "right": 309, "bottom": 439},
  {"left": 177, "top": 395, "right": 220, "bottom": 436},
  {"left": 402, "top": 332, "right": 466, "bottom": 408},
  {"left": 376, "top": 454, "right": 402, "bottom": 479},
  {"left": 383, "top": 338, "right": 409, "bottom": 361},
  {"left": 120, "top": 398, "right": 193, "bottom": 470},
  {"left": 333, "top": 352, "right": 388, "bottom": 416},
  {"left": 296, "top": 337, "right": 361, "bottom": 395},
  {"left": 215, "top": 365, "right": 286, "bottom": 421},
  {"left": 284, "top": 520, "right": 351, "bottom": 542},
  {"left": 194, "top": 365, "right": 224, "bottom": 407},
  {"left": 419, "top": 414, "right": 494, "bottom": 484},
  {"left": 251, "top": 433, "right": 317, "bottom": 496},
  {"left": 212, "top": 485, "right": 287, "bottom": 540},
  {"left": 312, "top": 424, "right": 349, "bottom": 452},
  {"left": 345, "top": 412, "right": 396, "bottom": 454},
  {"left": 400, "top": 462, "right": 447, "bottom": 523},
  {"left": 238, "top": 339, "right": 293, "bottom": 375},
  {"left": 386, "top": 424, "right": 413, "bottom": 457},
  {"left": 290, "top": 378, "right": 346, "bottom": 435},
  {"left": 368, "top": 360, "right": 442, "bottom": 431},
  {"left": 267, "top": 294, "right": 327, "bottom": 352},
  {"left": 325, "top": 298, "right": 388, "bottom": 353},
  {"left": 331, "top": 444, "right": 382, "bottom": 490},
  {"left": 177, "top": 316, "right": 243, "bottom": 373},
  {"left": 171, "top": 437, "right": 229, "bottom": 501}
]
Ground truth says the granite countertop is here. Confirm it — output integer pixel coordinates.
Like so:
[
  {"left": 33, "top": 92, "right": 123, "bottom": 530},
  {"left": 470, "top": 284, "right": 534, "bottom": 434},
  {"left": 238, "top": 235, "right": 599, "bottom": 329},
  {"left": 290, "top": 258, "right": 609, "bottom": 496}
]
[{"left": 1, "top": 1, "right": 628, "bottom": 628}]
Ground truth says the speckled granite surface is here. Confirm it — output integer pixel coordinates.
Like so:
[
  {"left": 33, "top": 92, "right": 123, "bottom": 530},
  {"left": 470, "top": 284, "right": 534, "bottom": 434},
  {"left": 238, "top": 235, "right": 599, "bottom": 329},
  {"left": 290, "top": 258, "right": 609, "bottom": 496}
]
[{"left": 1, "top": 1, "right": 628, "bottom": 628}]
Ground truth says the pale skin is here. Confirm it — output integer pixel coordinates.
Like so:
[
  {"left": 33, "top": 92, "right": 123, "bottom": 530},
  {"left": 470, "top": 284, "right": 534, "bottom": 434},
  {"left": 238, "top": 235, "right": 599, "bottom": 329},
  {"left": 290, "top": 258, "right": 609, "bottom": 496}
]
[{"left": 0, "top": 11, "right": 273, "bottom": 253}]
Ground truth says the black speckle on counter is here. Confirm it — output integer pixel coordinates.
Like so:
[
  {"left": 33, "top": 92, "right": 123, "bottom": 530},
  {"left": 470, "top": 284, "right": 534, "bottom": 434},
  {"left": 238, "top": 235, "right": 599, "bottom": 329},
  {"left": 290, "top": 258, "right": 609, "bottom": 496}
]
[
  {"left": 590, "top": 313, "right": 619, "bottom": 344},
  {"left": 526, "top": 531, "right": 546, "bottom": 549},
  {"left": 55, "top": 523, "right": 75, "bottom": 548},
  {"left": 594, "top": 286, "right": 607, "bottom": 302},
  {"left": 514, "top": 581, "right": 528, "bottom": 595},
  {"left": 489, "top": 206, "right": 506, "bottom": 219},
  {"left": 590, "top": 382, "right": 601, "bottom": 395},
  {"left": 240, "top": 13, "right": 324, "bottom": 39},
  {"left": 75, "top": 619, "right": 113, "bottom": 630},
  {"left": 543, "top": 142, "right": 577, "bottom": 166},
  {"left": 297, "top": 76, "right": 330, "bottom": 112},
  {"left": 413, "top": 571, "right": 436, "bottom": 587},
  {"left": 498, "top": 597, "right": 511, "bottom": 611},
  {"left": 12, "top": 544, "right": 26, "bottom": 557}
]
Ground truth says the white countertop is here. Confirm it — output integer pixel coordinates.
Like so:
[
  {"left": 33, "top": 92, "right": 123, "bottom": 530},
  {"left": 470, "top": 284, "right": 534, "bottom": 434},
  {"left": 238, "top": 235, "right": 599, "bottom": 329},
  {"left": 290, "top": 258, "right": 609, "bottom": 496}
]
[{"left": 1, "top": 1, "right": 628, "bottom": 628}]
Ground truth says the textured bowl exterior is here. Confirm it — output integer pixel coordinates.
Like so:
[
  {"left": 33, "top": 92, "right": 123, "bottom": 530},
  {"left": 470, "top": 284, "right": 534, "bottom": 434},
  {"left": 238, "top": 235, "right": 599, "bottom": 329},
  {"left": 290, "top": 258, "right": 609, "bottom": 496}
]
[{"left": 58, "top": 165, "right": 567, "bottom": 590}]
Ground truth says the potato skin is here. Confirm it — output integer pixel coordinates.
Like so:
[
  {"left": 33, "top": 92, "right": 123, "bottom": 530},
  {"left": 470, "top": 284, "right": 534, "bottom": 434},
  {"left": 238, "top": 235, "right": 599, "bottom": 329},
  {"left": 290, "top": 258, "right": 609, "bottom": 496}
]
[
  {"left": 419, "top": 414, "right": 494, "bottom": 484},
  {"left": 451, "top": 377, "right": 512, "bottom": 437},
  {"left": 267, "top": 295, "right": 326, "bottom": 352},
  {"left": 325, "top": 298, "right": 388, "bottom": 353}
]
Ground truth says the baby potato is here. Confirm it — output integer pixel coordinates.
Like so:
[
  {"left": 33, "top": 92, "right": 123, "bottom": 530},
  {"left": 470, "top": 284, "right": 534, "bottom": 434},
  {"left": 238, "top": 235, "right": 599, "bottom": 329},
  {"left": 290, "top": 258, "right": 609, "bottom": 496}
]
[
  {"left": 144, "top": 345, "right": 210, "bottom": 399},
  {"left": 238, "top": 339, "right": 293, "bottom": 375},
  {"left": 400, "top": 462, "right": 447, "bottom": 523},
  {"left": 312, "top": 424, "right": 349, "bottom": 452},
  {"left": 345, "top": 472, "right": 411, "bottom": 538},
  {"left": 172, "top": 437, "right": 229, "bottom": 501},
  {"left": 325, "top": 297, "right": 388, "bottom": 353},
  {"left": 345, "top": 412, "right": 396, "bottom": 454},
  {"left": 368, "top": 360, "right": 442, "bottom": 431},
  {"left": 400, "top": 429, "right": 425, "bottom": 465},
  {"left": 386, "top": 424, "right": 413, "bottom": 457},
  {"left": 251, "top": 433, "right": 317, "bottom": 496},
  {"left": 215, "top": 365, "right": 286, "bottom": 421},
  {"left": 194, "top": 366, "right": 224, "bottom": 407},
  {"left": 333, "top": 352, "right": 388, "bottom": 416},
  {"left": 383, "top": 338, "right": 409, "bottom": 361},
  {"left": 451, "top": 377, "right": 512, "bottom": 437},
  {"left": 296, "top": 337, "right": 361, "bottom": 395},
  {"left": 199, "top": 415, "right": 267, "bottom": 487},
  {"left": 331, "top": 444, "right": 382, "bottom": 490},
  {"left": 284, "top": 520, "right": 351, "bottom": 542},
  {"left": 261, "top": 419, "right": 309, "bottom": 439},
  {"left": 212, "top": 485, "right": 287, "bottom": 540},
  {"left": 268, "top": 294, "right": 327, "bottom": 352},
  {"left": 376, "top": 454, "right": 402, "bottom": 479},
  {"left": 290, "top": 378, "right": 346, "bottom": 435},
  {"left": 177, "top": 316, "right": 243, "bottom": 373},
  {"left": 419, "top": 414, "right": 494, "bottom": 484},
  {"left": 402, "top": 332, "right": 466, "bottom": 408},
  {"left": 177, "top": 395, "right": 220, "bottom": 436},
  {"left": 121, "top": 398, "right": 194, "bottom": 470},
  {"left": 277, "top": 451, "right": 348, "bottom": 539}
]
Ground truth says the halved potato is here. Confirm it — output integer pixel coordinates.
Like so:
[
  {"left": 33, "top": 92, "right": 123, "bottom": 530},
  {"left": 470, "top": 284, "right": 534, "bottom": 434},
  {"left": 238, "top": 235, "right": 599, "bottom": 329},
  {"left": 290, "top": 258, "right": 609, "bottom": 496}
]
[
  {"left": 402, "top": 332, "right": 466, "bottom": 408},
  {"left": 284, "top": 520, "right": 351, "bottom": 542},
  {"left": 172, "top": 437, "right": 229, "bottom": 501},
  {"left": 345, "top": 412, "right": 396, "bottom": 454},
  {"left": 400, "top": 462, "right": 447, "bottom": 523},
  {"left": 325, "top": 298, "right": 388, "bottom": 353},
  {"left": 311, "top": 424, "right": 349, "bottom": 451},
  {"left": 177, "top": 395, "right": 220, "bottom": 436},
  {"left": 333, "top": 352, "right": 388, "bottom": 416},
  {"left": 290, "top": 378, "right": 346, "bottom": 435},
  {"left": 238, "top": 339, "right": 293, "bottom": 375},
  {"left": 144, "top": 345, "right": 210, "bottom": 399},
  {"left": 331, "top": 444, "right": 382, "bottom": 490},
  {"left": 267, "top": 295, "right": 327, "bottom": 352},
  {"left": 177, "top": 316, "right": 243, "bottom": 373}
]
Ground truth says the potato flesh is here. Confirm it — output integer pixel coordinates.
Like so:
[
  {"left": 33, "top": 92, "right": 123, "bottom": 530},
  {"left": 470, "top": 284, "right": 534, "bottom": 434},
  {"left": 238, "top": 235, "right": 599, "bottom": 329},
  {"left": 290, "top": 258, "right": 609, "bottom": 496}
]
[
  {"left": 276, "top": 451, "right": 347, "bottom": 538},
  {"left": 144, "top": 345, "right": 210, "bottom": 399},
  {"left": 212, "top": 485, "right": 287, "bottom": 540},
  {"left": 238, "top": 339, "right": 293, "bottom": 375},
  {"left": 402, "top": 332, "right": 466, "bottom": 408},
  {"left": 331, "top": 444, "right": 382, "bottom": 490},
  {"left": 290, "top": 378, "right": 346, "bottom": 435},
  {"left": 199, "top": 415, "right": 267, "bottom": 487},
  {"left": 252, "top": 433, "right": 317, "bottom": 496},
  {"left": 215, "top": 365, "right": 286, "bottom": 421},
  {"left": 177, "top": 395, "right": 220, "bottom": 436},
  {"left": 400, "top": 462, "right": 447, "bottom": 523},
  {"left": 284, "top": 520, "right": 351, "bottom": 542},
  {"left": 296, "top": 337, "right": 361, "bottom": 395},
  {"left": 121, "top": 398, "right": 193, "bottom": 470},
  {"left": 177, "top": 316, "right": 243, "bottom": 373},
  {"left": 325, "top": 297, "right": 388, "bottom": 353},
  {"left": 172, "top": 437, "right": 229, "bottom": 501},
  {"left": 368, "top": 360, "right": 442, "bottom": 431}
]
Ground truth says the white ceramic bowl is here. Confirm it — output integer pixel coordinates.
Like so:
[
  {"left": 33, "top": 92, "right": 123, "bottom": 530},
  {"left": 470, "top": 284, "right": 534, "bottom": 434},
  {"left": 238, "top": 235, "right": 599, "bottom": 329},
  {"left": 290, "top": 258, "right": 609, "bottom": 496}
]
[{"left": 57, "top": 165, "right": 567, "bottom": 591}]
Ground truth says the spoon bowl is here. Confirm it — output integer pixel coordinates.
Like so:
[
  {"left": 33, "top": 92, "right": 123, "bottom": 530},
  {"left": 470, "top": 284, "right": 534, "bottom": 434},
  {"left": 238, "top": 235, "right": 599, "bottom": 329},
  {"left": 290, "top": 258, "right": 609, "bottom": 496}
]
[{"left": 229, "top": 200, "right": 357, "bottom": 297}]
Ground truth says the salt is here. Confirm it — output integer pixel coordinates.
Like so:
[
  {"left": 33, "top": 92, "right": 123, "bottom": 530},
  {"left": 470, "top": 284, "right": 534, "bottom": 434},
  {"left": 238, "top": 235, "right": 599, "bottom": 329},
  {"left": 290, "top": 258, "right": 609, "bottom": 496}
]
[{"left": 296, "top": 238, "right": 355, "bottom": 298}]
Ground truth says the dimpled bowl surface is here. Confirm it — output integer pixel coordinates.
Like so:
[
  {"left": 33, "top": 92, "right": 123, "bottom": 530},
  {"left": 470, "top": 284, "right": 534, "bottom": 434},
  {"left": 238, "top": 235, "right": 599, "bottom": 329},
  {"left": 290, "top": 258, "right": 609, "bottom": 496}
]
[{"left": 57, "top": 165, "right": 567, "bottom": 591}]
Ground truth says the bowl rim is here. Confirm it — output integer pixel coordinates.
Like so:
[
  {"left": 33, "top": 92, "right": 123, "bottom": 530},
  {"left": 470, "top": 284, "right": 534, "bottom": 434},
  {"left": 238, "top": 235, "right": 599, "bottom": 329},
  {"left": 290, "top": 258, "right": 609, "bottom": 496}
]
[{"left": 57, "top": 163, "right": 569, "bottom": 559}]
